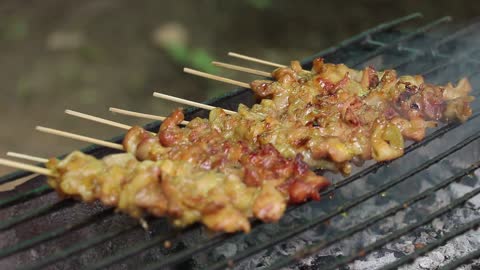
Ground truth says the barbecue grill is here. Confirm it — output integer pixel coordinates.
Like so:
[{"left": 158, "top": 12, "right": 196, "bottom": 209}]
[{"left": 1, "top": 12, "right": 480, "bottom": 269}]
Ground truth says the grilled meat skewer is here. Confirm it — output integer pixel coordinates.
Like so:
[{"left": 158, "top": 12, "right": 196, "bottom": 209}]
[
  {"left": 47, "top": 149, "right": 328, "bottom": 233},
  {"left": 41, "top": 58, "right": 474, "bottom": 233}
]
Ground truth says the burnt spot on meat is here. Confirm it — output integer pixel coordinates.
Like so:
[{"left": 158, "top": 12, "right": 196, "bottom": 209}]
[
  {"left": 404, "top": 83, "right": 420, "bottom": 97},
  {"left": 250, "top": 80, "right": 275, "bottom": 98},
  {"left": 395, "top": 87, "right": 417, "bottom": 109},
  {"left": 298, "top": 77, "right": 307, "bottom": 84},
  {"left": 366, "top": 66, "right": 380, "bottom": 89},
  {"left": 369, "top": 74, "right": 380, "bottom": 89}
]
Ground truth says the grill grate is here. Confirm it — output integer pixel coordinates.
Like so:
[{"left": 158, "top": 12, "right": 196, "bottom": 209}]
[
  {"left": 269, "top": 162, "right": 480, "bottom": 270},
  {"left": 379, "top": 216, "right": 480, "bottom": 270},
  {"left": 323, "top": 189, "right": 480, "bottom": 270},
  {"left": 1, "top": 13, "right": 480, "bottom": 270}
]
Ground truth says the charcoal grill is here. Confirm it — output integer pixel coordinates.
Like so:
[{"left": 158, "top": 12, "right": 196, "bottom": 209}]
[{"left": 1, "top": 12, "right": 480, "bottom": 269}]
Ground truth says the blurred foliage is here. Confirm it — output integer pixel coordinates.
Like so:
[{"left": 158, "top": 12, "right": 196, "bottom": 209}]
[
  {"left": 79, "top": 45, "right": 104, "bottom": 62},
  {"left": 1, "top": 16, "right": 29, "bottom": 41},
  {"left": 163, "top": 42, "right": 223, "bottom": 98},
  {"left": 15, "top": 77, "right": 32, "bottom": 101},
  {"left": 163, "top": 43, "right": 219, "bottom": 74},
  {"left": 246, "top": 0, "right": 273, "bottom": 10},
  {"left": 79, "top": 89, "right": 98, "bottom": 105}
]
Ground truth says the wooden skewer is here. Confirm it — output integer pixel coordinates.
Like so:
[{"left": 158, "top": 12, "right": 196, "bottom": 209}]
[
  {"left": 183, "top": 68, "right": 250, "bottom": 89},
  {"left": 211, "top": 61, "right": 271, "bottom": 77},
  {"left": 65, "top": 109, "right": 132, "bottom": 130},
  {"left": 36, "top": 126, "right": 124, "bottom": 151},
  {"left": 109, "top": 107, "right": 190, "bottom": 125},
  {"left": 65, "top": 109, "right": 156, "bottom": 135},
  {"left": 1, "top": 152, "right": 50, "bottom": 191},
  {"left": 227, "top": 52, "right": 310, "bottom": 73},
  {"left": 227, "top": 52, "right": 286, "bottom": 68},
  {"left": 152, "top": 92, "right": 237, "bottom": 115},
  {"left": 0, "top": 158, "right": 55, "bottom": 176},
  {"left": 6, "top": 152, "right": 49, "bottom": 163}
]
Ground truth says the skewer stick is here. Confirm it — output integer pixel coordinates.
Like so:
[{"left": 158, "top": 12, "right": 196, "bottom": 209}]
[
  {"left": 211, "top": 61, "right": 271, "bottom": 77},
  {"left": 183, "top": 68, "right": 251, "bottom": 89},
  {"left": 36, "top": 126, "right": 124, "bottom": 151},
  {"left": 227, "top": 52, "right": 286, "bottom": 68},
  {"left": 6, "top": 152, "right": 49, "bottom": 163},
  {"left": 109, "top": 107, "right": 190, "bottom": 125},
  {"left": 152, "top": 92, "right": 237, "bottom": 115},
  {"left": 0, "top": 158, "right": 55, "bottom": 176},
  {"left": 65, "top": 110, "right": 156, "bottom": 135},
  {"left": 65, "top": 109, "right": 132, "bottom": 130}
]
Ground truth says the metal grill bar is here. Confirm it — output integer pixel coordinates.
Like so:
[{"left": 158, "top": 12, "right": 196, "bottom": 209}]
[
  {"left": 140, "top": 233, "right": 230, "bottom": 270},
  {"left": 350, "top": 16, "right": 451, "bottom": 68},
  {"left": 84, "top": 224, "right": 201, "bottom": 270},
  {"left": 0, "top": 200, "right": 75, "bottom": 231},
  {"left": 0, "top": 185, "right": 51, "bottom": 209},
  {"left": 265, "top": 161, "right": 480, "bottom": 269},
  {"left": 438, "top": 249, "right": 480, "bottom": 270},
  {"left": 0, "top": 209, "right": 114, "bottom": 260},
  {"left": 202, "top": 131, "right": 480, "bottom": 270},
  {"left": 379, "top": 218, "right": 480, "bottom": 270},
  {"left": 321, "top": 185, "right": 480, "bottom": 270},
  {"left": 18, "top": 221, "right": 146, "bottom": 270},
  {"left": 85, "top": 226, "right": 228, "bottom": 270}
]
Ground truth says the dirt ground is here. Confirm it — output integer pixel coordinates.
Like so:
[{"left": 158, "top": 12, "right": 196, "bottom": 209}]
[{"left": 0, "top": 0, "right": 479, "bottom": 176}]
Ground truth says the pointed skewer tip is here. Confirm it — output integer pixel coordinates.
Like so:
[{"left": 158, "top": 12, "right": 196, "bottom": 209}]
[
  {"left": 6, "top": 152, "right": 49, "bottom": 163},
  {"left": 0, "top": 158, "right": 54, "bottom": 176}
]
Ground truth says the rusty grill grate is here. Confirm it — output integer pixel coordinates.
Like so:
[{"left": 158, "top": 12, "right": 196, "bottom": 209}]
[{"left": 1, "top": 13, "right": 480, "bottom": 270}]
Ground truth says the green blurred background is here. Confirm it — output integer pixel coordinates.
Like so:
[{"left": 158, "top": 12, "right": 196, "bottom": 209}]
[{"left": 0, "top": 0, "right": 479, "bottom": 175}]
